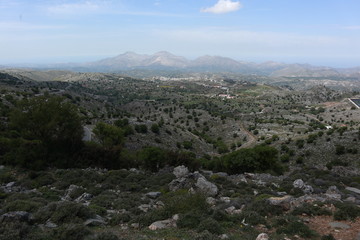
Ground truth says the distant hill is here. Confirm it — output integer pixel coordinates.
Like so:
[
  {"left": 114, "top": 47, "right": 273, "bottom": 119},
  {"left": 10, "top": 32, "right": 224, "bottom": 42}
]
[{"left": 3, "top": 51, "right": 360, "bottom": 79}]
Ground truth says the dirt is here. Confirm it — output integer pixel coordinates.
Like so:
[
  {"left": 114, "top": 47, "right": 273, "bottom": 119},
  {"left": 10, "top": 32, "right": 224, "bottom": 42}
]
[{"left": 305, "top": 216, "right": 360, "bottom": 240}]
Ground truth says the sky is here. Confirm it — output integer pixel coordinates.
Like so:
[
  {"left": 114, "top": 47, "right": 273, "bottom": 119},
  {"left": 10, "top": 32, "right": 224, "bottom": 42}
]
[{"left": 1, "top": 0, "right": 360, "bottom": 67}]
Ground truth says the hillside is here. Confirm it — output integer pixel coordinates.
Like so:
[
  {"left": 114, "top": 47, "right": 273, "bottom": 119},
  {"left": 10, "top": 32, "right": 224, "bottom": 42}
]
[{"left": 0, "top": 70, "right": 360, "bottom": 240}]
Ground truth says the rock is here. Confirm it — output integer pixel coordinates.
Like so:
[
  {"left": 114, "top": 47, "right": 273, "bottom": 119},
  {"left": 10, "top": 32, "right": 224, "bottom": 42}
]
[
  {"left": 225, "top": 206, "right": 236, "bottom": 214},
  {"left": 45, "top": 220, "right": 58, "bottom": 228},
  {"left": 303, "top": 184, "right": 314, "bottom": 194},
  {"left": 206, "top": 197, "right": 216, "bottom": 206},
  {"left": 146, "top": 192, "right": 161, "bottom": 199},
  {"left": 5, "top": 181, "right": 16, "bottom": 188},
  {"left": 195, "top": 176, "right": 218, "bottom": 196},
  {"left": 0, "top": 211, "right": 33, "bottom": 223},
  {"left": 154, "top": 201, "right": 165, "bottom": 208},
  {"left": 344, "top": 196, "right": 356, "bottom": 203},
  {"left": 0, "top": 165, "right": 4, "bottom": 170},
  {"left": 130, "top": 223, "right": 140, "bottom": 229},
  {"left": 345, "top": 187, "right": 360, "bottom": 195},
  {"left": 256, "top": 233, "right": 269, "bottom": 240},
  {"left": 173, "top": 165, "right": 189, "bottom": 178},
  {"left": 220, "top": 197, "right": 231, "bottom": 203},
  {"left": 325, "top": 186, "right": 342, "bottom": 200},
  {"left": 268, "top": 195, "right": 293, "bottom": 210},
  {"left": 75, "top": 193, "right": 93, "bottom": 204},
  {"left": 84, "top": 215, "right": 106, "bottom": 226},
  {"left": 219, "top": 234, "right": 229, "bottom": 239},
  {"left": 293, "top": 179, "right": 304, "bottom": 189},
  {"left": 168, "top": 177, "right": 193, "bottom": 192},
  {"left": 329, "top": 222, "right": 350, "bottom": 229},
  {"left": 62, "top": 184, "right": 83, "bottom": 201},
  {"left": 148, "top": 217, "right": 177, "bottom": 230},
  {"left": 138, "top": 204, "right": 152, "bottom": 212}
]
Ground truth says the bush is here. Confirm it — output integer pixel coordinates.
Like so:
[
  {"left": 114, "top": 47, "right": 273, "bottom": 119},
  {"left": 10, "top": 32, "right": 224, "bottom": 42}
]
[
  {"left": 333, "top": 202, "right": 360, "bottom": 221},
  {"left": 291, "top": 203, "right": 332, "bottom": 216},
  {"left": 92, "top": 232, "right": 119, "bottom": 240},
  {"left": 36, "top": 202, "right": 94, "bottom": 225},
  {"left": 220, "top": 145, "right": 283, "bottom": 175},
  {"left": 197, "top": 218, "right": 223, "bottom": 234},
  {"left": 53, "top": 224, "right": 91, "bottom": 240},
  {"left": 138, "top": 146, "right": 166, "bottom": 172},
  {"left": 275, "top": 216, "right": 317, "bottom": 238}
]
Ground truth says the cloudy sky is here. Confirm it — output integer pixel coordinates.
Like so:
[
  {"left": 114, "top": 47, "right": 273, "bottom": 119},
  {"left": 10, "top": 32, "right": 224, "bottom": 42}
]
[{"left": 1, "top": 0, "right": 360, "bottom": 67}]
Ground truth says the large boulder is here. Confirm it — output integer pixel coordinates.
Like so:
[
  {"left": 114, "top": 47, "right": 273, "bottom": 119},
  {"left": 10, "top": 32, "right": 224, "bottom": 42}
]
[
  {"left": 195, "top": 176, "right": 218, "bottom": 196},
  {"left": 173, "top": 166, "right": 189, "bottom": 178},
  {"left": 148, "top": 214, "right": 178, "bottom": 230}
]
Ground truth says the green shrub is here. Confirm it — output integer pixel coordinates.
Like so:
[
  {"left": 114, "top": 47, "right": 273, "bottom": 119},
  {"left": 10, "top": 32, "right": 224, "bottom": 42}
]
[
  {"left": 53, "top": 224, "right": 91, "bottom": 240},
  {"left": 36, "top": 202, "right": 94, "bottom": 225},
  {"left": 177, "top": 210, "right": 203, "bottom": 229},
  {"left": 238, "top": 211, "right": 266, "bottom": 226},
  {"left": 220, "top": 145, "right": 284, "bottom": 175},
  {"left": 4, "top": 199, "right": 45, "bottom": 213},
  {"left": 197, "top": 218, "right": 223, "bottom": 234},
  {"left": 291, "top": 203, "right": 332, "bottom": 216},
  {"left": 321, "top": 234, "right": 336, "bottom": 240},
  {"left": 333, "top": 202, "right": 360, "bottom": 221},
  {"left": 92, "top": 232, "right": 119, "bottom": 240},
  {"left": 275, "top": 216, "right": 317, "bottom": 238}
]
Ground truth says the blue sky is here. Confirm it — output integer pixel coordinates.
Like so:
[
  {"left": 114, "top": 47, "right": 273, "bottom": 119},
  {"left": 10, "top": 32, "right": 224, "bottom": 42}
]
[{"left": 1, "top": 0, "right": 360, "bottom": 67}]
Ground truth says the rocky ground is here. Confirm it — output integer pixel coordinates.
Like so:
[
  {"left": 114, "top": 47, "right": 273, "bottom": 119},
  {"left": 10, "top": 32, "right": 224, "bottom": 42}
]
[{"left": 1, "top": 164, "right": 360, "bottom": 240}]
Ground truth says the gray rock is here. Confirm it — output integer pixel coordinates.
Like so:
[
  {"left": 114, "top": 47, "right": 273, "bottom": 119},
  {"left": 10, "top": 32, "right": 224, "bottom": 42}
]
[
  {"left": 138, "top": 204, "right": 152, "bottom": 212},
  {"left": 84, "top": 215, "right": 106, "bottom": 226},
  {"left": 325, "top": 186, "right": 342, "bottom": 200},
  {"left": 148, "top": 215, "right": 177, "bottom": 230},
  {"left": 303, "top": 184, "right": 314, "bottom": 194},
  {"left": 75, "top": 193, "right": 93, "bottom": 203},
  {"left": 225, "top": 206, "right": 236, "bottom": 214},
  {"left": 329, "top": 222, "right": 350, "bottom": 229},
  {"left": 0, "top": 165, "right": 4, "bottom": 170},
  {"left": 293, "top": 179, "right": 304, "bottom": 189},
  {"left": 206, "top": 197, "right": 216, "bottom": 206},
  {"left": 62, "top": 184, "right": 83, "bottom": 201},
  {"left": 195, "top": 176, "right": 218, "bottom": 196},
  {"left": 219, "top": 234, "right": 229, "bottom": 239},
  {"left": 146, "top": 192, "right": 161, "bottom": 199},
  {"left": 256, "top": 233, "right": 269, "bottom": 240},
  {"left": 345, "top": 187, "right": 360, "bottom": 195},
  {"left": 5, "top": 181, "right": 16, "bottom": 188},
  {"left": 268, "top": 195, "right": 293, "bottom": 210},
  {"left": 344, "top": 196, "right": 356, "bottom": 203},
  {"left": 44, "top": 220, "right": 58, "bottom": 228},
  {"left": 0, "top": 211, "right": 33, "bottom": 223},
  {"left": 220, "top": 197, "right": 231, "bottom": 203},
  {"left": 168, "top": 177, "right": 193, "bottom": 192},
  {"left": 173, "top": 165, "right": 189, "bottom": 178}
]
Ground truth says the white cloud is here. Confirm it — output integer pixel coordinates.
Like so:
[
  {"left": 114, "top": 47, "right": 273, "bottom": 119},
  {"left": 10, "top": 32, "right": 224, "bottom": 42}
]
[
  {"left": 47, "top": 1, "right": 101, "bottom": 15},
  {"left": 201, "top": 0, "right": 242, "bottom": 14}
]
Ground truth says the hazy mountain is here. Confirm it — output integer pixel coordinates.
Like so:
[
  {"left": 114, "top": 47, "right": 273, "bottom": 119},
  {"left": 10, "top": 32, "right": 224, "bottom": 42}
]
[
  {"left": 270, "top": 64, "right": 341, "bottom": 78},
  {"left": 3, "top": 51, "right": 360, "bottom": 79}
]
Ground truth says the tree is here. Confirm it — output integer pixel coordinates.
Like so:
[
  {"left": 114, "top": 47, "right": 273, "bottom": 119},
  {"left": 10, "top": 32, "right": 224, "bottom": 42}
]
[
  {"left": 93, "top": 122, "right": 124, "bottom": 147},
  {"left": 7, "top": 96, "right": 83, "bottom": 168},
  {"left": 139, "top": 146, "right": 166, "bottom": 172}
]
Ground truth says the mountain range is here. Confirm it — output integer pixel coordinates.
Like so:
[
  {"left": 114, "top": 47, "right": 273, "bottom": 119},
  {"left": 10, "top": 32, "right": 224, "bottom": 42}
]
[{"left": 4, "top": 51, "right": 360, "bottom": 78}]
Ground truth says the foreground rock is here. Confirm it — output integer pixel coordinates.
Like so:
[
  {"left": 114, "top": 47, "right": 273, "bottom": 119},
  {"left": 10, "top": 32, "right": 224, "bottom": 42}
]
[
  {"left": 169, "top": 166, "right": 218, "bottom": 196},
  {"left": 148, "top": 214, "right": 178, "bottom": 230}
]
